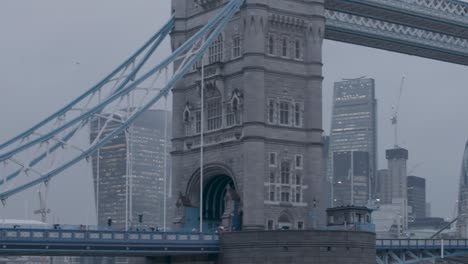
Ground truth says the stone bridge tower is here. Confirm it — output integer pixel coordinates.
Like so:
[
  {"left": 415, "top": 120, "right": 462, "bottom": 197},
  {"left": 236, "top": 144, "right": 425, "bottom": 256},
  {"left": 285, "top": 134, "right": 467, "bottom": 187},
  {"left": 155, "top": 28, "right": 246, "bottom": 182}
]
[{"left": 170, "top": 0, "right": 325, "bottom": 231}]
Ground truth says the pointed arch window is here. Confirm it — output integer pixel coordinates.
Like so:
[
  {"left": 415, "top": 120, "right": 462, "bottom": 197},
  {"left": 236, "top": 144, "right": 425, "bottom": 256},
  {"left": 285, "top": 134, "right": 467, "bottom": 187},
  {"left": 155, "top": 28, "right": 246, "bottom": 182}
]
[{"left": 209, "top": 34, "right": 224, "bottom": 64}]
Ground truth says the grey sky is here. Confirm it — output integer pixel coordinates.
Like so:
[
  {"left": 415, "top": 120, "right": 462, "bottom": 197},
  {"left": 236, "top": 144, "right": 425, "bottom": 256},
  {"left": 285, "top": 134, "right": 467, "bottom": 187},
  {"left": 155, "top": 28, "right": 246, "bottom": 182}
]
[{"left": 0, "top": 0, "right": 467, "bottom": 223}]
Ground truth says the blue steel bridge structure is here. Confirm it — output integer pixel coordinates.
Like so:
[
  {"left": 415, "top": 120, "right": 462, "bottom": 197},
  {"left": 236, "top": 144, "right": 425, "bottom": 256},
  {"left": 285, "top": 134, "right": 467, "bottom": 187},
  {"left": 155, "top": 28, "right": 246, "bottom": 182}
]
[{"left": 0, "top": 0, "right": 467, "bottom": 263}]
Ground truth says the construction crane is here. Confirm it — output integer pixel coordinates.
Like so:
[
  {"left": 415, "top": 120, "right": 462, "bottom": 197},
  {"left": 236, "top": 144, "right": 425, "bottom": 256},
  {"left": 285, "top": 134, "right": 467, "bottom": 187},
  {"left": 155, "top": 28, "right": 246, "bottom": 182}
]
[
  {"left": 391, "top": 77, "right": 406, "bottom": 148},
  {"left": 33, "top": 188, "right": 50, "bottom": 223}
]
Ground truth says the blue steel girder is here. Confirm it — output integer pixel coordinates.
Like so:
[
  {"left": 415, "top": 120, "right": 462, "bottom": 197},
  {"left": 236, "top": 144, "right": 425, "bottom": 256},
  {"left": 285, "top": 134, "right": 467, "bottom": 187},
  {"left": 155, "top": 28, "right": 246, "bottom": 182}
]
[
  {"left": 325, "top": 0, "right": 468, "bottom": 39},
  {"left": 376, "top": 249, "right": 468, "bottom": 264},
  {"left": 325, "top": 10, "right": 468, "bottom": 66}
]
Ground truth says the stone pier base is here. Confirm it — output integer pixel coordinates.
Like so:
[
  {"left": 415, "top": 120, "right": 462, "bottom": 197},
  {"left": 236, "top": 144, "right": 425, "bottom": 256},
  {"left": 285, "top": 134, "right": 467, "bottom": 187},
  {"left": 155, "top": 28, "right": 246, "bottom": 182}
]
[{"left": 219, "top": 230, "right": 376, "bottom": 264}]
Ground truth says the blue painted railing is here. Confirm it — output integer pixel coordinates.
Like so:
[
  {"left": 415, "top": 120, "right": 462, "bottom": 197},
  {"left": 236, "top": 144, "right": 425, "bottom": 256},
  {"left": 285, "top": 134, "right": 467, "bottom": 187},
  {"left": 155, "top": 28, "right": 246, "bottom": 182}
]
[
  {"left": 0, "top": 228, "right": 219, "bottom": 244},
  {"left": 376, "top": 239, "right": 468, "bottom": 250}
]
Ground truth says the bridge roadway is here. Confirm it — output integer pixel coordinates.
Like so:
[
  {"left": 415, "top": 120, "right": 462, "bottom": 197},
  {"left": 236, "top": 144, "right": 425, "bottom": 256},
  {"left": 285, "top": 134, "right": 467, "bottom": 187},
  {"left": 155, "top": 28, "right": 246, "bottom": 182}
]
[
  {"left": 4, "top": 228, "right": 468, "bottom": 263},
  {"left": 0, "top": 228, "right": 219, "bottom": 257}
]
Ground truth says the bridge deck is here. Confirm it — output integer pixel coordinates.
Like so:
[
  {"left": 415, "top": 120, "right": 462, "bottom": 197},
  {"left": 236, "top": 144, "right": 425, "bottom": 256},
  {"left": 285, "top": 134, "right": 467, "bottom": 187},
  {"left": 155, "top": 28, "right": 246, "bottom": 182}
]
[{"left": 0, "top": 229, "right": 219, "bottom": 256}]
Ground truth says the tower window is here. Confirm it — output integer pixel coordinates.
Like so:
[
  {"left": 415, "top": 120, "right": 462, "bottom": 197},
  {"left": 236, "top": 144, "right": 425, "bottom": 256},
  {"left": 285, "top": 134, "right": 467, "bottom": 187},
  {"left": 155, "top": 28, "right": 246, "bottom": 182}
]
[
  {"left": 281, "top": 161, "right": 290, "bottom": 184},
  {"left": 195, "top": 110, "right": 201, "bottom": 134},
  {"left": 207, "top": 98, "right": 222, "bottom": 131},
  {"left": 281, "top": 191, "right": 290, "bottom": 202},
  {"left": 268, "top": 35, "right": 275, "bottom": 55},
  {"left": 295, "top": 155, "right": 303, "bottom": 169},
  {"left": 233, "top": 36, "right": 241, "bottom": 58},
  {"left": 282, "top": 37, "right": 288, "bottom": 57},
  {"left": 279, "top": 101, "right": 290, "bottom": 125},
  {"left": 209, "top": 34, "right": 224, "bottom": 64},
  {"left": 294, "top": 103, "right": 303, "bottom": 127},
  {"left": 295, "top": 39, "right": 302, "bottom": 59},
  {"left": 269, "top": 152, "right": 277, "bottom": 167},
  {"left": 268, "top": 99, "right": 276, "bottom": 124}
]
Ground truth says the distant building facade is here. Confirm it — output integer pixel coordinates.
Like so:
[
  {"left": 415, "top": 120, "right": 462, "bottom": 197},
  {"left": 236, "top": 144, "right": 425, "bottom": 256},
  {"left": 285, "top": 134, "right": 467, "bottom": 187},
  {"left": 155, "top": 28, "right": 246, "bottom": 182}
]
[
  {"left": 90, "top": 109, "right": 171, "bottom": 230},
  {"left": 407, "top": 176, "right": 426, "bottom": 221},
  {"left": 376, "top": 169, "right": 391, "bottom": 204},
  {"left": 386, "top": 148, "right": 408, "bottom": 200},
  {"left": 332, "top": 151, "right": 370, "bottom": 206},
  {"left": 329, "top": 78, "right": 377, "bottom": 206}
]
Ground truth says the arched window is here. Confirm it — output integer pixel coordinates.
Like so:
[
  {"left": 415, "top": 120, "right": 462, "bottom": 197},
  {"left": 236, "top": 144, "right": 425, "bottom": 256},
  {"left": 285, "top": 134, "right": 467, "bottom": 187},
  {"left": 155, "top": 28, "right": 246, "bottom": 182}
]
[
  {"left": 268, "top": 35, "right": 275, "bottom": 55},
  {"left": 209, "top": 34, "right": 224, "bottom": 64}
]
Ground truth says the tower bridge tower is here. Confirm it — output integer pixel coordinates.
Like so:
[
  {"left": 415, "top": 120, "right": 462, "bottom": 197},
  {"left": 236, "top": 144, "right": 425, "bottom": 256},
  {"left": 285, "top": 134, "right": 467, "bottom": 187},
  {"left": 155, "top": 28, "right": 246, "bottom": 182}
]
[{"left": 171, "top": 0, "right": 326, "bottom": 231}]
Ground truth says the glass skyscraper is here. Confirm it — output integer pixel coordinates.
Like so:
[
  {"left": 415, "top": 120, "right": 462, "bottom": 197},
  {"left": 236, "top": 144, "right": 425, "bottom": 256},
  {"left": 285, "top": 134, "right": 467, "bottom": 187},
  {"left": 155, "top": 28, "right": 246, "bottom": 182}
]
[
  {"left": 458, "top": 140, "right": 468, "bottom": 238},
  {"left": 90, "top": 109, "right": 171, "bottom": 230},
  {"left": 329, "top": 77, "right": 377, "bottom": 207}
]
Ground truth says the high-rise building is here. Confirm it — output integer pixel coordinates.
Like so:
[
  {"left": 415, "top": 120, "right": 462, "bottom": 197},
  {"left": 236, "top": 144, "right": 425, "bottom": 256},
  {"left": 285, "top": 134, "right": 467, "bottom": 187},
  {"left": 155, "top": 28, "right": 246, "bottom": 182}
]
[
  {"left": 90, "top": 109, "right": 171, "bottom": 230},
  {"left": 376, "top": 169, "right": 391, "bottom": 204},
  {"left": 457, "top": 140, "right": 468, "bottom": 237},
  {"left": 329, "top": 77, "right": 377, "bottom": 206},
  {"left": 386, "top": 148, "right": 408, "bottom": 200},
  {"left": 407, "top": 176, "right": 426, "bottom": 221},
  {"left": 332, "top": 151, "right": 370, "bottom": 206}
]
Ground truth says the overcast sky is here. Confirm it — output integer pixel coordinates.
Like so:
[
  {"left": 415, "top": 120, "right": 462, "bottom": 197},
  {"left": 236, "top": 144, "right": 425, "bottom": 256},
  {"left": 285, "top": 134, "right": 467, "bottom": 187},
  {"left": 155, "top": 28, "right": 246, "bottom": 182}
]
[{"left": 0, "top": 0, "right": 467, "bottom": 224}]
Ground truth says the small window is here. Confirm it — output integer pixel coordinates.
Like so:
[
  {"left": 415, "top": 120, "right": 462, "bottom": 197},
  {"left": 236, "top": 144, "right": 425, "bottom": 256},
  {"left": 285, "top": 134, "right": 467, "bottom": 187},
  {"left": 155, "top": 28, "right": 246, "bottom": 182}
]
[
  {"left": 295, "top": 173, "right": 301, "bottom": 185},
  {"left": 267, "top": 220, "right": 274, "bottom": 230},
  {"left": 269, "top": 191, "right": 275, "bottom": 201},
  {"left": 282, "top": 37, "right": 288, "bottom": 57},
  {"left": 294, "top": 103, "right": 302, "bottom": 127},
  {"left": 295, "top": 190, "right": 301, "bottom": 203},
  {"left": 279, "top": 101, "right": 290, "bottom": 125},
  {"left": 295, "top": 155, "right": 303, "bottom": 169},
  {"left": 281, "top": 161, "right": 290, "bottom": 184},
  {"left": 295, "top": 39, "right": 302, "bottom": 60},
  {"left": 233, "top": 36, "right": 241, "bottom": 58},
  {"left": 195, "top": 110, "right": 201, "bottom": 134},
  {"left": 207, "top": 98, "right": 222, "bottom": 131},
  {"left": 269, "top": 152, "right": 277, "bottom": 167},
  {"left": 297, "top": 221, "right": 304, "bottom": 230},
  {"left": 269, "top": 172, "right": 275, "bottom": 183},
  {"left": 268, "top": 99, "right": 276, "bottom": 124},
  {"left": 268, "top": 35, "right": 275, "bottom": 55},
  {"left": 281, "top": 192, "right": 290, "bottom": 202},
  {"left": 209, "top": 34, "right": 224, "bottom": 64}
]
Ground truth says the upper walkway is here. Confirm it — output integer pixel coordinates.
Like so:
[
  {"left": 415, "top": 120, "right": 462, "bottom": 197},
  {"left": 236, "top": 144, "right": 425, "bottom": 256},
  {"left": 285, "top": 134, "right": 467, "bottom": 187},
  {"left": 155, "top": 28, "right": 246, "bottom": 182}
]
[{"left": 325, "top": 0, "right": 468, "bottom": 65}]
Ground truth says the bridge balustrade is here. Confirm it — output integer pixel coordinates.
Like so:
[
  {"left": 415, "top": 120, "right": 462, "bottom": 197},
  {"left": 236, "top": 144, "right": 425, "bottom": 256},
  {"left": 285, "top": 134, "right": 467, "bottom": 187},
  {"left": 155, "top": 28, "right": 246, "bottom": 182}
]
[
  {"left": 376, "top": 239, "right": 468, "bottom": 250},
  {"left": 0, "top": 228, "right": 219, "bottom": 244}
]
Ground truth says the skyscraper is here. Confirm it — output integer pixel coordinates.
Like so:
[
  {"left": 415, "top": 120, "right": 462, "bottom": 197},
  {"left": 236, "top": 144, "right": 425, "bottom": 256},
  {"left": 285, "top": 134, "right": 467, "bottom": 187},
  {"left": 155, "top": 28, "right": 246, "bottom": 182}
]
[
  {"left": 90, "top": 109, "right": 171, "bottom": 230},
  {"left": 386, "top": 148, "right": 408, "bottom": 200},
  {"left": 457, "top": 140, "right": 468, "bottom": 238},
  {"left": 407, "top": 176, "right": 426, "bottom": 221},
  {"left": 329, "top": 77, "right": 377, "bottom": 206},
  {"left": 376, "top": 169, "right": 391, "bottom": 204},
  {"left": 333, "top": 151, "right": 370, "bottom": 206}
]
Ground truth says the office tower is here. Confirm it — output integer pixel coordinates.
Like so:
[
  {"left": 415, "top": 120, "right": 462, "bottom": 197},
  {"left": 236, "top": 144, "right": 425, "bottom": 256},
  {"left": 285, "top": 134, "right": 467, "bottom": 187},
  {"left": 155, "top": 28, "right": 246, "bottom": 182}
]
[
  {"left": 386, "top": 148, "right": 408, "bottom": 200},
  {"left": 90, "top": 109, "right": 171, "bottom": 230},
  {"left": 332, "top": 151, "right": 370, "bottom": 206},
  {"left": 376, "top": 169, "right": 392, "bottom": 204},
  {"left": 329, "top": 77, "right": 377, "bottom": 206},
  {"left": 457, "top": 140, "right": 468, "bottom": 238},
  {"left": 322, "top": 135, "right": 331, "bottom": 208},
  {"left": 407, "top": 176, "right": 426, "bottom": 221}
]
